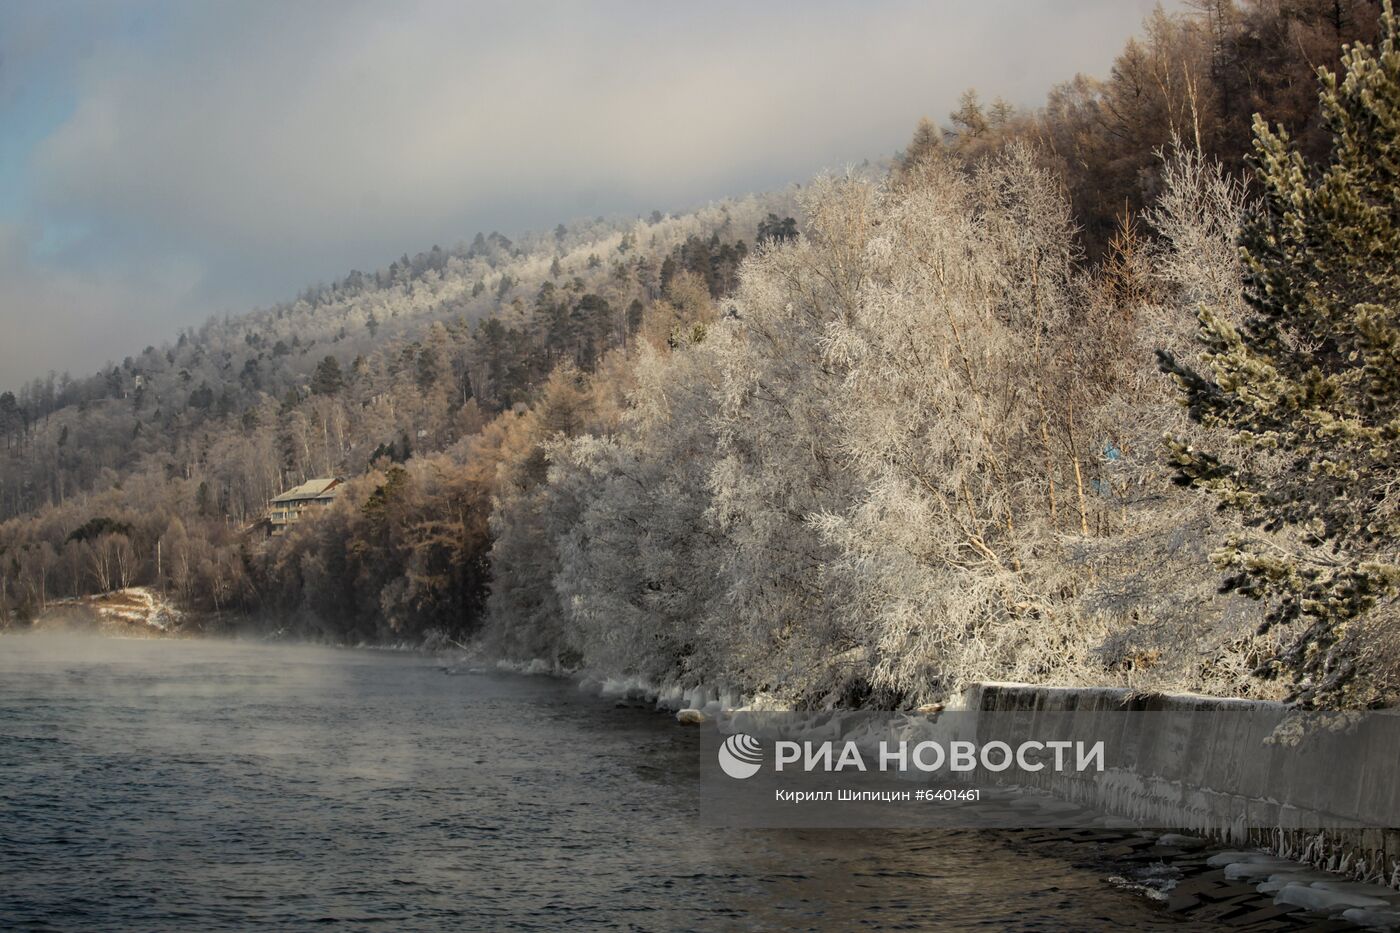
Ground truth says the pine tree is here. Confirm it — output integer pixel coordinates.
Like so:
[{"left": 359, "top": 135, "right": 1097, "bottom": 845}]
[
  {"left": 1158, "top": 3, "right": 1400, "bottom": 706},
  {"left": 311, "top": 355, "right": 344, "bottom": 396}
]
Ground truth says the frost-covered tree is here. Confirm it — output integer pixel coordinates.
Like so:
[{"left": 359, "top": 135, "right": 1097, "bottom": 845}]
[
  {"left": 805, "top": 148, "right": 1114, "bottom": 703},
  {"left": 549, "top": 339, "right": 726, "bottom": 681},
  {"left": 697, "top": 146, "right": 1116, "bottom": 705},
  {"left": 482, "top": 359, "right": 632, "bottom": 664},
  {"left": 704, "top": 180, "right": 868, "bottom": 704},
  {"left": 1159, "top": 8, "right": 1400, "bottom": 706}
]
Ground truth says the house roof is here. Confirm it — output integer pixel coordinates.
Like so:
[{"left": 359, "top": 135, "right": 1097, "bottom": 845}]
[{"left": 270, "top": 477, "right": 341, "bottom": 504}]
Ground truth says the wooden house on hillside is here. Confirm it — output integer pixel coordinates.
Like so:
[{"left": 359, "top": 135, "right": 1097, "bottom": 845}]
[{"left": 267, "top": 477, "right": 342, "bottom": 536}]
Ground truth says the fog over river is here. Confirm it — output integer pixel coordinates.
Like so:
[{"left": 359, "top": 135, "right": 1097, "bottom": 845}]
[{"left": 0, "top": 635, "right": 1219, "bottom": 930}]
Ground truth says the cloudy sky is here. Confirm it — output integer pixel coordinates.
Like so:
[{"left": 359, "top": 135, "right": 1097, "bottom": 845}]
[{"left": 0, "top": 0, "right": 1166, "bottom": 387}]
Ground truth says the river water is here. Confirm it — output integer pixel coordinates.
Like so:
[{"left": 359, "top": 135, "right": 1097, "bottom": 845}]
[{"left": 0, "top": 635, "right": 1214, "bottom": 931}]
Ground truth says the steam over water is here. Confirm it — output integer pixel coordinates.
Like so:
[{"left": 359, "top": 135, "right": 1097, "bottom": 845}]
[{"left": 0, "top": 635, "right": 1208, "bottom": 931}]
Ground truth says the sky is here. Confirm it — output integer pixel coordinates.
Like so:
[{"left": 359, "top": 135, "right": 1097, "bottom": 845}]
[{"left": 0, "top": 0, "right": 1168, "bottom": 388}]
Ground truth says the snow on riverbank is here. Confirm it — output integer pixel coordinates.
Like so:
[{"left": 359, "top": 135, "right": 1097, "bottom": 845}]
[
  {"left": 31, "top": 586, "right": 182, "bottom": 636},
  {"left": 485, "top": 657, "right": 791, "bottom": 719}
]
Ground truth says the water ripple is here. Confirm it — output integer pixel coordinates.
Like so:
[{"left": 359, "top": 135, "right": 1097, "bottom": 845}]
[{"left": 0, "top": 634, "right": 1215, "bottom": 931}]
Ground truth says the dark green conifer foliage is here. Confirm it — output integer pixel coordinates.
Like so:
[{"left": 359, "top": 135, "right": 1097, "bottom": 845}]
[
  {"left": 1159, "top": 3, "right": 1400, "bottom": 706},
  {"left": 311, "top": 355, "right": 344, "bottom": 396}
]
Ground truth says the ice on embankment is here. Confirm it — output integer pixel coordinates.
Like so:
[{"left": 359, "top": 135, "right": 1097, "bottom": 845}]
[
  {"left": 1155, "top": 833, "right": 1207, "bottom": 850},
  {"left": 1344, "top": 906, "right": 1400, "bottom": 929},
  {"left": 1199, "top": 848, "right": 1400, "bottom": 924},
  {"left": 1224, "top": 858, "right": 1303, "bottom": 880},
  {"left": 1274, "top": 884, "right": 1390, "bottom": 911}
]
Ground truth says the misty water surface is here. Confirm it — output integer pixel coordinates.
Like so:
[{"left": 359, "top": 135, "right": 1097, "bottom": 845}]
[{"left": 0, "top": 635, "right": 1216, "bottom": 931}]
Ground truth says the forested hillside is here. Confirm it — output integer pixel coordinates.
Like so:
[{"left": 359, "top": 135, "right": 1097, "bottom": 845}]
[
  {"left": 4, "top": 0, "right": 1396, "bottom": 709},
  {"left": 0, "top": 203, "right": 779, "bottom": 520},
  {"left": 0, "top": 194, "right": 796, "bottom": 636}
]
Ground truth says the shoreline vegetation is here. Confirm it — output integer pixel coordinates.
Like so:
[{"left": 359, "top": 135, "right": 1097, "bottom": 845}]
[{"left": 2, "top": 0, "right": 1399, "bottom": 714}]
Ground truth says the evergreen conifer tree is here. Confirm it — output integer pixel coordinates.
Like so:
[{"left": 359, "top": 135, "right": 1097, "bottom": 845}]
[
  {"left": 311, "top": 355, "right": 344, "bottom": 396},
  {"left": 1159, "top": 2, "right": 1400, "bottom": 706}
]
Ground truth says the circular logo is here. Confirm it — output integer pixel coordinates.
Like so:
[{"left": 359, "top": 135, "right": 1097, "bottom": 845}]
[{"left": 718, "top": 733, "right": 763, "bottom": 779}]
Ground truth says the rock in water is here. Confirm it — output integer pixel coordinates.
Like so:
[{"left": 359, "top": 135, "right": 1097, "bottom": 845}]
[
  {"left": 1343, "top": 906, "right": 1400, "bottom": 929},
  {"left": 1206, "top": 850, "right": 1268, "bottom": 867},
  {"left": 1275, "top": 884, "right": 1389, "bottom": 912},
  {"left": 1314, "top": 881, "right": 1400, "bottom": 899},
  {"left": 676, "top": 709, "right": 707, "bottom": 724},
  {"left": 1156, "top": 834, "right": 1207, "bottom": 850},
  {"left": 1224, "top": 859, "right": 1300, "bottom": 881}
]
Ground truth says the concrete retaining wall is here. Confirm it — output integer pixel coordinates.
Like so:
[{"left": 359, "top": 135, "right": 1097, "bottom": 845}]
[{"left": 964, "top": 682, "right": 1400, "bottom": 882}]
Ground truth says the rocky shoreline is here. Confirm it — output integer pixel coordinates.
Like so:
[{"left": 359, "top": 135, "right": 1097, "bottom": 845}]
[{"left": 1001, "top": 828, "right": 1400, "bottom": 930}]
